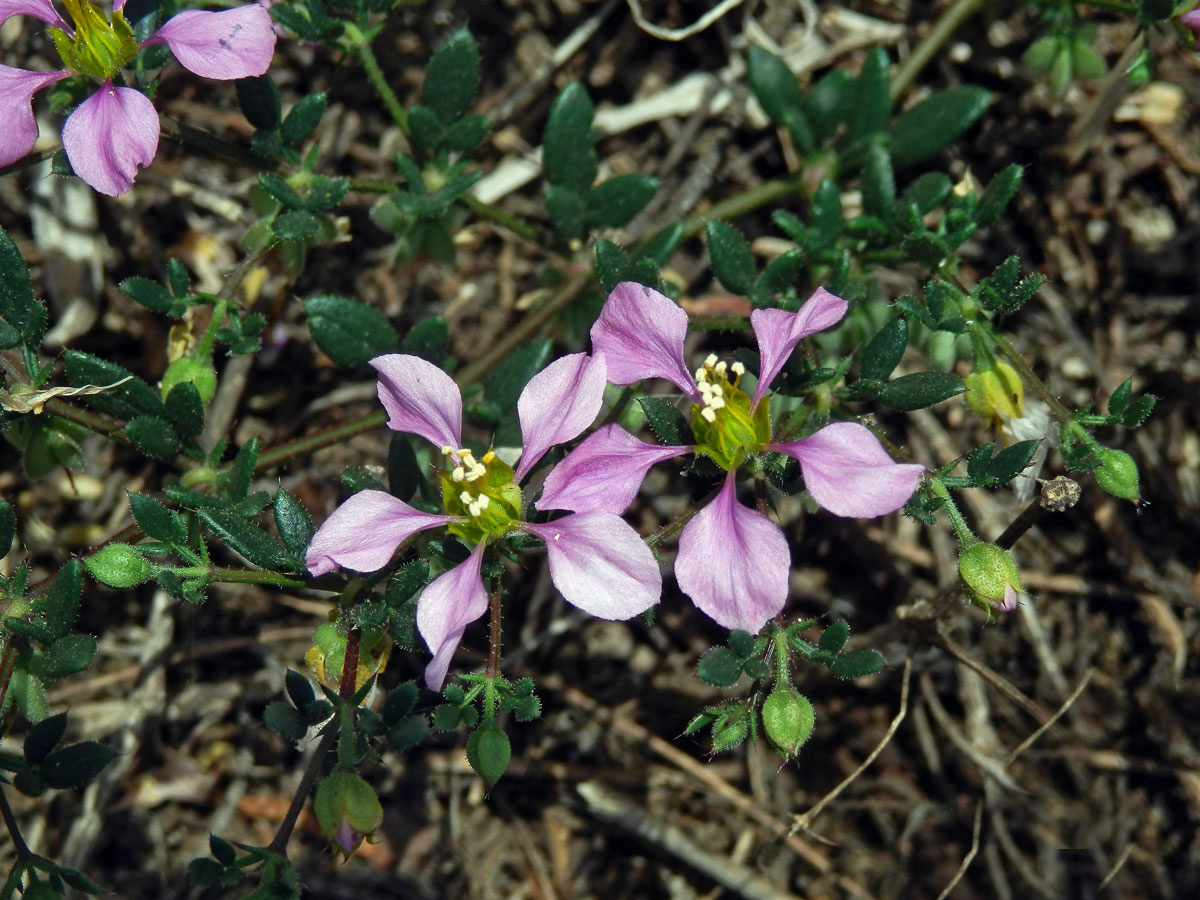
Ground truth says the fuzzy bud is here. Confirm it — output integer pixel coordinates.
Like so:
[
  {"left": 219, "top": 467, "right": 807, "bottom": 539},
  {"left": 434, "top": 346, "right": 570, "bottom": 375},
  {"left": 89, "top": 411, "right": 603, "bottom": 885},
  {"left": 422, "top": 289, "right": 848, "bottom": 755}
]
[
  {"left": 761, "top": 689, "right": 815, "bottom": 759},
  {"left": 313, "top": 772, "right": 382, "bottom": 856},
  {"left": 85, "top": 543, "right": 154, "bottom": 588},
  {"left": 466, "top": 723, "right": 511, "bottom": 787},
  {"left": 958, "top": 542, "right": 1024, "bottom": 613},
  {"left": 1092, "top": 448, "right": 1139, "bottom": 503}
]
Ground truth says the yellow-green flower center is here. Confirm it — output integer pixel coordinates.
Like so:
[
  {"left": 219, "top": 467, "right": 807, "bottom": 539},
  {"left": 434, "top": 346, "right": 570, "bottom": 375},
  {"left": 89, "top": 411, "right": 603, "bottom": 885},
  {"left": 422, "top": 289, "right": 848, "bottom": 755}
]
[
  {"left": 438, "top": 446, "right": 522, "bottom": 544},
  {"left": 689, "top": 354, "right": 771, "bottom": 471},
  {"left": 51, "top": 0, "right": 139, "bottom": 79}
]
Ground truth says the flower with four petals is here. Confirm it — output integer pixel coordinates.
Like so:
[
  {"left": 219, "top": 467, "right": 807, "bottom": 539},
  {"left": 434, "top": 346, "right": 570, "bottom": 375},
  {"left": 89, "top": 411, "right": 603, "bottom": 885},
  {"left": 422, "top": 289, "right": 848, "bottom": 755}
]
[
  {"left": 1, "top": 0, "right": 276, "bottom": 195},
  {"left": 305, "top": 352, "right": 661, "bottom": 690},
  {"left": 537, "top": 282, "right": 925, "bottom": 634}
]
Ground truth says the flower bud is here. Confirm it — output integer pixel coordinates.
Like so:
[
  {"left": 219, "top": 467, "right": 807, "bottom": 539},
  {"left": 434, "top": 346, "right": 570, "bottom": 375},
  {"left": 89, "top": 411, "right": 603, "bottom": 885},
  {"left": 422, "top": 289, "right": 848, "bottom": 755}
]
[
  {"left": 85, "top": 543, "right": 154, "bottom": 588},
  {"left": 160, "top": 357, "right": 217, "bottom": 404},
  {"left": 958, "top": 542, "right": 1024, "bottom": 613},
  {"left": 761, "top": 689, "right": 815, "bottom": 759},
  {"left": 466, "top": 723, "right": 511, "bottom": 787},
  {"left": 1093, "top": 448, "right": 1139, "bottom": 503},
  {"left": 313, "top": 772, "right": 382, "bottom": 856},
  {"left": 964, "top": 361, "right": 1023, "bottom": 427}
]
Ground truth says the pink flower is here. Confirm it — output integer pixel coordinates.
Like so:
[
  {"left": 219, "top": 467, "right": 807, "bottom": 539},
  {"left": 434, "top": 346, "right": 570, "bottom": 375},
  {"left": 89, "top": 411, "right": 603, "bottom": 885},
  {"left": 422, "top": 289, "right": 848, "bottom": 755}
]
[
  {"left": 1182, "top": 9, "right": 1200, "bottom": 40},
  {"left": 540, "top": 282, "right": 925, "bottom": 633},
  {"left": 305, "top": 352, "right": 661, "bottom": 690},
  {"left": 0, "top": 0, "right": 276, "bottom": 195}
]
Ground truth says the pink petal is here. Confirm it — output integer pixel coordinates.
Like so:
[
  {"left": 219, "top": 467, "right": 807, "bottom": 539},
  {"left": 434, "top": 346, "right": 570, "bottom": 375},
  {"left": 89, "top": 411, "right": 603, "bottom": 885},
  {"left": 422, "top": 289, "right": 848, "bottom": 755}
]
[
  {"left": 515, "top": 352, "right": 607, "bottom": 482},
  {"left": 675, "top": 472, "right": 790, "bottom": 633},
  {"left": 143, "top": 6, "right": 276, "bottom": 80},
  {"left": 591, "top": 282, "right": 700, "bottom": 400},
  {"left": 536, "top": 423, "right": 688, "bottom": 514},
  {"left": 416, "top": 544, "right": 488, "bottom": 690},
  {"left": 305, "top": 490, "right": 452, "bottom": 576},
  {"left": 1182, "top": 10, "right": 1200, "bottom": 37},
  {"left": 749, "top": 287, "right": 848, "bottom": 409},
  {"left": 524, "top": 513, "right": 660, "bottom": 618},
  {"left": 0, "top": 66, "right": 68, "bottom": 168},
  {"left": 0, "top": 0, "right": 68, "bottom": 29},
  {"left": 371, "top": 354, "right": 463, "bottom": 450},
  {"left": 61, "top": 83, "right": 159, "bottom": 196},
  {"left": 770, "top": 422, "right": 924, "bottom": 517}
]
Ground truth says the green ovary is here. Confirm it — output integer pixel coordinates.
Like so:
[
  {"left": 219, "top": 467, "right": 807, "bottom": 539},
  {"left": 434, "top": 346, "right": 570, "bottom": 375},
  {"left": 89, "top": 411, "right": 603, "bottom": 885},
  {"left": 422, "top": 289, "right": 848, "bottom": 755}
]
[
  {"left": 52, "top": 0, "right": 139, "bottom": 79},
  {"left": 689, "top": 354, "right": 771, "bottom": 471},
  {"left": 439, "top": 447, "right": 523, "bottom": 544}
]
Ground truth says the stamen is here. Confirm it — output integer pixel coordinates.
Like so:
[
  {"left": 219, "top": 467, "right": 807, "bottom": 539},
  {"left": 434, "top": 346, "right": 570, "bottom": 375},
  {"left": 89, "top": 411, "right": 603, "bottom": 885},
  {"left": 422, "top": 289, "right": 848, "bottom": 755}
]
[
  {"left": 695, "top": 367, "right": 709, "bottom": 385},
  {"left": 459, "top": 491, "right": 472, "bottom": 506},
  {"left": 714, "top": 360, "right": 728, "bottom": 376},
  {"left": 709, "top": 396, "right": 726, "bottom": 410},
  {"left": 701, "top": 407, "right": 717, "bottom": 423},
  {"left": 441, "top": 445, "right": 454, "bottom": 456},
  {"left": 451, "top": 467, "right": 465, "bottom": 483},
  {"left": 731, "top": 361, "right": 745, "bottom": 376},
  {"left": 482, "top": 450, "right": 496, "bottom": 464},
  {"left": 475, "top": 495, "right": 490, "bottom": 510},
  {"left": 704, "top": 353, "right": 718, "bottom": 368},
  {"left": 710, "top": 384, "right": 724, "bottom": 398}
]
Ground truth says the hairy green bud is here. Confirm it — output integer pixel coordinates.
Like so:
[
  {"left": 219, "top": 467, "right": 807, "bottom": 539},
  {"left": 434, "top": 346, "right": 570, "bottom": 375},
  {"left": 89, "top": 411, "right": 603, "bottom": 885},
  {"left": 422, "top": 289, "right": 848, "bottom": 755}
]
[
  {"left": 761, "top": 689, "right": 815, "bottom": 759},
  {"left": 85, "top": 543, "right": 154, "bottom": 588},
  {"left": 466, "top": 723, "right": 511, "bottom": 786}
]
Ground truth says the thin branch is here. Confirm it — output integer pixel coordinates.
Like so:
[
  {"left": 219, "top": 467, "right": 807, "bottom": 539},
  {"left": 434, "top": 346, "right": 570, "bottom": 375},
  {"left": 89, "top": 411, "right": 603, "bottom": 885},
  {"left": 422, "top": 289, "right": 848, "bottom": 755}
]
[{"left": 934, "top": 800, "right": 984, "bottom": 900}]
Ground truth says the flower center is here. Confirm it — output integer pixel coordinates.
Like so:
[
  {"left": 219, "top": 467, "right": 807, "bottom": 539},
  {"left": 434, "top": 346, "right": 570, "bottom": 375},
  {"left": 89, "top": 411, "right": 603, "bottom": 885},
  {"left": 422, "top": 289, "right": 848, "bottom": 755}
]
[
  {"left": 690, "top": 354, "right": 770, "bottom": 471},
  {"left": 438, "top": 446, "right": 522, "bottom": 543},
  {"left": 51, "top": 0, "right": 140, "bottom": 79}
]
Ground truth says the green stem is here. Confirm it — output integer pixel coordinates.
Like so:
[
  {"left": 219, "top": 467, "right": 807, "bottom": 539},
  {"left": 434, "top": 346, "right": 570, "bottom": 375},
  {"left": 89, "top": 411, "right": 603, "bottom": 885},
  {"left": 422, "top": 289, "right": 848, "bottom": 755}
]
[
  {"left": 679, "top": 177, "right": 807, "bottom": 240},
  {"left": 773, "top": 628, "right": 790, "bottom": 687},
  {"left": 929, "top": 477, "right": 978, "bottom": 548},
  {"left": 0, "top": 784, "right": 32, "bottom": 862},
  {"left": 461, "top": 194, "right": 542, "bottom": 243},
  {"left": 254, "top": 410, "right": 387, "bottom": 473},
  {"left": 346, "top": 27, "right": 408, "bottom": 134},
  {"left": 204, "top": 567, "right": 309, "bottom": 588},
  {"left": 267, "top": 719, "right": 338, "bottom": 855},
  {"left": 891, "top": 0, "right": 992, "bottom": 100}
]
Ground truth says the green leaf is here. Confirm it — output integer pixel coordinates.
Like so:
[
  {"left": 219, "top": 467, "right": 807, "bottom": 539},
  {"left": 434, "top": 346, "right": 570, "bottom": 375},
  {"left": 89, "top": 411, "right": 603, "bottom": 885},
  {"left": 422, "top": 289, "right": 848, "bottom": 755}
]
[
  {"left": 0, "top": 499, "right": 14, "bottom": 558},
  {"left": 1107, "top": 378, "right": 1132, "bottom": 417},
  {"left": 696, "top": 646, "right": 743, "bottom": 687},
  {"left": 236, "top": 74, "right": 282, "bottom": 130},
  {"left": 58, "top": 867, "right": 103, "bottom": 895},
  {"left": 898, "top": 172, "right": 952, "bottom": 218},
  {"left": 586, "top": 174, "right": 659, "bottom": 228},
  {"left": 846, "top": 48, "right": 891, "bottom": 143},
  {"left": 638, "top": 397, "right": 694, "bottom": 446},
  {"left": 42, "top": 633, "right": 97, "bottom": 679},
  {"left": 1121, "top": 394, "right": 1155, "bottom": 428},
  {"left": 274, "top": 489, "right": 314, "bottom": 561},
  {"left": 878, "top": 372, "right": 965, "bottom": 410},
  {"left": 829, "top": 648, "right": 885, "bottom": 679},
  {"left": 810, "top": 178, "right": 843, "bottom": 249},
  {"left": 543, "top": 81, "right": 597, "bottom": 191},
  {"left": 818, "top": 619, "right": 850, "bottom": 653},
  {"left": 209, "top": 834, "right": 237, "bottom": 867},
  {"left": 387, "top": 715, "right": 430, "bottom": 753},
  {"left": 125, "top": 416, "right": 181, "bottom": 461},
  {"left": 753, "top": 249, "right": 804, "bottom": 302},
  {"left": 228, "top": 438, "right": 259, "bottom": 502},
  {"left": 594, "top": 240, "right": 630, "bottom": 292},
  {"left": 902, "top": 231, "right": 951, "bottom": 269},
  {"left": 706, "top": 221, "right": 756, "bottom": 294},
  {"left": 304, "top": 294, "right": 399, "bottom": 368},
  {"left": 546, "top": 184, "right": 587, "bottom": 239},
  {"left": 0, "top": 224, "right": 47, "bottom": 345},
  {"left": 889, "top": 86, "right": 992, "bottom": 167},
  {"left": 167, "top": 258, "right": 190, "bottom": 297},
  {"left": 637, "top": 223, "right": 684, "bottom": 264},
  {"left": 187, "top": 858, "right": 222, "bottom": 888},
  {"left": 164, "top": 382, "right": 204, "bottom": 439},
  {"left": 485, "top": 339, "right": 553, "bottom": 411},
  {"left": 804, "top": 68, "right": 852, "bottom": 144},
  {"left": 280, "top": 92, "right": 327, "bottom": 146},
  {"left": 407, "top": 104, "right": 444, "bottom": 153},
  {"left": 199, "top": 509, "right": 289, "bottom": 570},
  {"left": 63, "top": 350, "right": 165, "bottom": 419},
  {"left": 987, "top": 440, "right": 1041, "bottom": 485},
  {"left": 442, "top": 115, "right": 490, "bottom": 154},
  {"left": 263, "top": 701, "right": 307, "bottom": 740},
  {"left": 129, "top": 493, "right": 187, "bottom": 543},
  {"left": 302, "top": 177, "right": 349, "bottom": 213},
  {"left": 861, "top": 144, "right": 895, "bottom": 220},
  {"left": 273, "top": 210, "right": 320, "bottom": 240},
  {"left": 119, "top": 277, "right": 175, "bottom": 313},
  {"left": 859, "top": 316, "right": 908, "bottom": 381},
  {"left": 402, "top": 316, "right": 450, "bottom": 364},
  {"left": 6, "top": 617, "right": 53, "bottom": 643},
  {"left": 727, "top": 630, "right": 756, "bottom": 658},
  {"left": 41, "top": 741, "right": 116, "bottom": 789},
  {"left": 387, "top": 433, "right": 423, "bottom": 502},
  {"left": 259, "top": 172, "right": 304, "bottom": 209},
  {"left": 974, "top": 163, "right": 1023, "bottom": 227},
  {"left": 0, "top": 317, "right": 20, "bottom": 348},
  {"left": 423, "top": 30, "right": 480, "bottom": 123},
  {"left": 24, "top": 712, "right": 68, "bottom": 765},
  {"left": 748, "top": 45, "right": 801, "bottom": 125}
]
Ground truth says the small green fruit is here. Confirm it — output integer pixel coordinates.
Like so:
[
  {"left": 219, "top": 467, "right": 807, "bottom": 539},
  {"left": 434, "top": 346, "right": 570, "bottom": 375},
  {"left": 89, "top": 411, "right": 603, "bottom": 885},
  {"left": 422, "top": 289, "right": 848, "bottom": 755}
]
[
  {"left": 761, "top": 689, "right": 815, "bottom": 759},
  {"left": 85, "top": 543, "right": 154, "bottom": 588},
  {"left": 466, "top": 723, "right": 511, "bottom": 786},
  {"left": 1093, "top": 448, "right": 1139, "bottom": 503}
]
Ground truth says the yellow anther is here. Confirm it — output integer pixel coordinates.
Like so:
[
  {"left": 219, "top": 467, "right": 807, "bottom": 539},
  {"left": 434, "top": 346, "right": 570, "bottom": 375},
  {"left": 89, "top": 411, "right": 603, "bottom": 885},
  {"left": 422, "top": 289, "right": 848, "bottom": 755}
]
[{"left": 482, "top": 450, "right": 496, "bottom": 464}]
